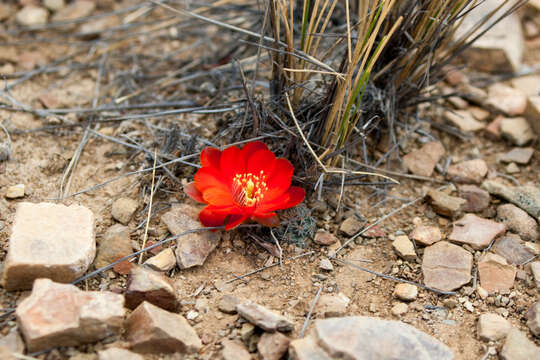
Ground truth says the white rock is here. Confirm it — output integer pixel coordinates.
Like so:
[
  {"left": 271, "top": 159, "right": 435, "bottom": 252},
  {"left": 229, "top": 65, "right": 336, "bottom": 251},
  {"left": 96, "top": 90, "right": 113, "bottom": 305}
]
[
  {"left": 5, "top": 184, "right": 25, "bottom": 199},
  {"left": 16, "top": 6, "right": 48, "bottom": 26},
  {"left": 477, "top": 313, "right": 511, "bottom": 341},
  {"left": 44, "top": 0, "right": 66, "bottom": 11}
]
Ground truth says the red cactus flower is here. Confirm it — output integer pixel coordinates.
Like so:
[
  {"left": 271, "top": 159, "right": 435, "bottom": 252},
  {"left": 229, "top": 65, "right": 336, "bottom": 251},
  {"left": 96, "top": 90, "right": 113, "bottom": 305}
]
[{"left": 184, "top": 141, "right": 305, "bottom": 230}]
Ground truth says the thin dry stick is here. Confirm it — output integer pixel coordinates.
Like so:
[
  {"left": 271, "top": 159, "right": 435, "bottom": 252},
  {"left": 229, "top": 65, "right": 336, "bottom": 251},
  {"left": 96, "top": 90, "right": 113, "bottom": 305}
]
[
  {"left": 139, "top": 148, "right": 158, "bottom": 264},
  {"left": 299, "top": 285, "right": 323, "bottom": 338},
  {"left": 270, "top": 228, "right": 283, "bottom": 268}
]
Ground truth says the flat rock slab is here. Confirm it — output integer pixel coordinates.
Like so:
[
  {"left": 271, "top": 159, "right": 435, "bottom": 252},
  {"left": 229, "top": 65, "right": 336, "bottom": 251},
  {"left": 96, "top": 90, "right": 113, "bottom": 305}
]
[
  {"left": 3, "top": 202, "right": 95, "bottom": 290},
  {"left": 16, "top": 279, "right": 124, "bottom": 352},
  {"left": 125, "top": 266, "right": 178, "bottom": 311},
  {"left": 125, "top": 301, "right": 202, "bottom": 354},
  {"left": 478, "top": 253, "right": 516, "bottom": 293},
  {"left": 500, "top": 147, "right": 534, "bottom": 164},
  {"left": 403, "top": 141, "right": 445, "bottom": 177},
  {"left": 458, "top": 185, "right": 490, "bottom": 212},
  {"left": 492, "top": 234, "right": 535, "bottom": 265},
  {"left": 448, "top": 214, "right": 506, "bottom": 250},
  {"left": 526, "top": 302, "right": 540, "bottom": 337},
  {"left": 161, "top": 205, "right": 220, "bottom": 268},
  {"left": 426, "top": 189, "right": 466, "bottom": 218},
  {"left": 237, "top": 302, "right": 294, "bottom": 332},
  {"left": 446, "top": 159, "right": 488, "bottom": 184},
  {"left": 422, "top": 241, "right": 473, "bottom": 292},
  {"left": 482, "top": 181, "right": 540, "bottom": 218},
  {"left": 411, "top": 225, "right": 442, "bottom": 246},
  {"left": 290, "top": 316, "right": 453, "bottom": 360}
]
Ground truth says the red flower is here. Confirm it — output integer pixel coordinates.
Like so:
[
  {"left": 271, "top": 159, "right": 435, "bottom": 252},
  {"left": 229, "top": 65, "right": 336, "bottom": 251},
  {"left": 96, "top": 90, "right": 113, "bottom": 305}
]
[{"left": 184, "top": 141, "right": 305, "bottom": 230}]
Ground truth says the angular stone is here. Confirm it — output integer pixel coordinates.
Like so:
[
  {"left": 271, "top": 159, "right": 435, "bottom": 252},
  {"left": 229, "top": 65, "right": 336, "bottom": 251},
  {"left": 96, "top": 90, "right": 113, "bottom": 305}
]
[
  {"left": 143, "top": 248, "right": 176, "bottom": 272},
  {"left": 477, "top": 313, "right": 511, "bottom": 341},
  {"left": 492, "top": 234, "right": 535, "bottom": 265},
  {"left": 448, "top": 214, "right": 506, "bottom": 250},
  {"left": 506, "top": 162, "right": 520, "bottom": 174},
  {"left": 512, "top": 75, "right": 540, "bottom": 96},
  {"left": 444, "top": 110, "right": 485, "bottom": 132},
  {"left": 446, "top": 159, "right": 488, "bottom": 184},
  {"left": 478, "top": 253, "right": 516, "bottom": 293},
  {"left": 290, "top": 316, "right": 453, "bottom": 360},
  {"left": 391, "top": 303, "right": 408, "bottom": 316},
  {"left": 161, "top": 205, "right": 220, "bottom": 268},
  {"left": 339, "top": 216, "right": 362, "bottom": 236},
  {"left": 236, "top": 302, "right": 294, "bottom": 332},
  {"left": 3, "top": 202, "right": 95, "bottom": 291},
  {"left": 410, "top": 225, "right": 442, "bottom": 246},
  {"left": 458, "top": 185, "right": 490, "bottom": 212},
  {"left": 426, "top": 189, "right": 466, "bottom": 218},
  {"left": 482, "top": 181, "right": 540, "bottom": 218},
  {"left": 52, "top": 0, "right": 95, "bottom": 22},
  {"left": 111, "top": 198, "right": 138, "bottom": 225},
  {"left": 258, "top": 332, "right": 290, "bottom": 360},
  {"left": 218, "top": 294, "right": 245, "bottom": 314},
  {"left": 17, "top": 279, "right": 124, "bottom": 352},
  {"left": 525, "top": 95, "right": 540, "bottom": 134},
  {"left": 497, "top": 204, "right": 539, "bottom": 242},
  {"left": 392, "top": 235, "right": 416, "bottom": 261},
  {"left": 315, "top": 293, "right": 350, "bottom": 318},
  {"left": 314, "top": 229, "right": 338, "bottom": 246},
  {"left": 221, "top": 339, "right": 251, "bottom": 360},
  {"left": 500, "top": 328, "right": 540, "bottom": 360},
  {"left": 125, "top": 301, "right": 202, "bottom": 354},
  {"left": 16, "top": 6, "right": 48, "bottom": 26},
  {"left": 5, "top": 184, "right": 25, "bottom": 199},
  {"left": 486, "top": 84, "right": 527, "bottom": 116},
  {"left": 319, "top": 258, "right": 334, "bottom": 271},
  {"left": 125, "top": 266, "right": 178, "bottom": 312},
  {"left": 422, "top": 241, "right": 473, "bottom": 292},
  {"left": 484, "top": 116, "right": 503, "bottom": 140},
  {"left": 527, "top": 302, "right": 540, "bottom": 337},
  {"left": 500, "top": 117, "right": 535, "bottom": 146},
  {"left": 98, "top": 348, "right": 143, "bottom": 360},
  {"left": 403, "top": 141, "right": 446, "bottom": 177},
  {"left": 0, "top": 328, "right": 24, "bottom": 354},
  {"left": 95, "top": 224, "right": 132, "bottom": 270},
  {"left": 500, "top": 147, "right": 535, "bottom": 165},
  {"left": 393, "top": 283, "right": 418, "bottom": 302},
  {"left": 530, "top": 262, "right": 540, "bottom": 288}
]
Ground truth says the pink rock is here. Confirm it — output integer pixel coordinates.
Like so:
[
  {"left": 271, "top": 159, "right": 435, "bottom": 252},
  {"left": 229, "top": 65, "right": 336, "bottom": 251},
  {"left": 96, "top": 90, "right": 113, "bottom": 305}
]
[
  {"left": 446, "top": 159, "right": 488, "bottom": 184},
  {"left": 411, "top": 225, "right": 442, "bottom": 246},
  {"left": 478, "top": 253, "right": 516, "bottom": 293},
  {"left": 16, "top": 279, "right": 124, "bottom": 352},
  {"left": 444, "top": 110, "right": 485, "bottom": 132},
  {"left": 422, "top": 241, "right": 473, "bottom": 292},
  {"left": 458, "top": 185, "right": 491, "bottom": 212},
  {"left": 258, "top": 332, "right": 290, "bottom": 360},
  {"left": 448, "top": 214, "right": 506, "bottom": 250},
  {"left": 486, "top": 84, "right": 527, "bottom": 116},
  {"left": 2, "top": 202, "right": 95, "bottom": 291},
  {"left": 403, "top": 141, "right": 446, "bottom": 177},
  {"left": 222, "top": 339, "right": 251, "bottom": 360},
  {"left": 125, "top": 266, "right": 178, "bottom": 312},
  {"left": 125, "top": 301, "right": 202, "bottom": 354},
  {"left": 314, "top": 230, "right": 338, "bottom": 245},
  {"left": 484, "top": 116, "right": 503, "bottom": 140}
]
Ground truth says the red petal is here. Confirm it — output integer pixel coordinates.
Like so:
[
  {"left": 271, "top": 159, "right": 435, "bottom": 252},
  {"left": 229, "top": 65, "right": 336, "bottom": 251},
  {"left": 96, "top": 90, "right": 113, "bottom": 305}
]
[
  {"left": 194, "top": 167, "right": 228, "bottom": 192},
  {"left": 200, "top": 147, "right": 221, "bottom": 168},
  {"left": 224, "top": 214, "right": 248, "bottom": 230},
  {"left": 257, "top": 186, "right": 305, "bottom": 213},
  {"left": 252, "top": 213, "right": 280, "bottom": 227},
  {"left": 264, "top": 158, "right": 294, "bottom": 202},
  {"left": 247, "top": 149, "right": 276, "bottom": 176},
  {"left": 202, "top": 187, "right": 235, "bottom": 207},
  {"left": 184, "top": 182, "right": 205, "bottom": 203},
  {"left": 241, "top": 141, "right": 268, "bottom": 158},
  {"left": 220, "top": 145, "right": 245, "bottom": 182},
  {"left": 199, "top": 207, "right": 228, "bottom": 227}
]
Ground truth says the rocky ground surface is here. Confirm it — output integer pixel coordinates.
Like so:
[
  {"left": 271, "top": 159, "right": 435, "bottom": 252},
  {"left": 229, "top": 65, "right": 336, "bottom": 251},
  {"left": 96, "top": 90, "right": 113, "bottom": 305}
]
[{"left": 0, "top": 1, "right": 539, "bottom": 360}]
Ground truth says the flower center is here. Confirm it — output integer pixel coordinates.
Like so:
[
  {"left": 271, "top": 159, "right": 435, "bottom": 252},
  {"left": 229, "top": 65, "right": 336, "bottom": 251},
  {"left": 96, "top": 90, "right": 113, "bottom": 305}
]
[{"left": 233, "top": 171, "right": 268, "bottom": 207}]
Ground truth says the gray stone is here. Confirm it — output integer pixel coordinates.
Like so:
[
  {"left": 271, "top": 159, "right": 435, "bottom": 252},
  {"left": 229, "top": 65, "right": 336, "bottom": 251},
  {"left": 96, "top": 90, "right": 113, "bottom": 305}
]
[
  {"left": 290, "top": 316, "right": 453, "bottom": 360},
  {"left": 448, "top": 214, "right": 506, "bottom": 250},
  {"left": 446, "top": 159, "right": 488, "bottom": 184},
  {"left": 500, "top": 147, "right": 535, "bottom": 164},
  {"left": 403, "top": 141, "right": 446, "bottom": 176},
  {"left": 500, "top": 328, "right": 540, "bottom": 360},
  {"left": 492, "top": 234, "right": 535, "bottom": 265},
  {"left": 111, "top": 197, "right": 138, "bottom": 225},
  {"left": 482, "top": 181, "right": 540, "bottom": 218},
  {"left": 222, "top": 339, "right": 251, "bottom": 360},
  {"left": 258, "top": 332, "right": 290, "bottom": 360},
  {"left": 497, "top": 204, "right": 539, "bottom": 241},
  {"left": 458, "top": 185, "right": 490, "bottom": 212},
  {"left": 17, "top": 279, "right": 124, "bottom": 352},
  {"left": 527, "top": 302, "right": 540, "bottom": 337},
  {"left": 422, "top": 241, "right": 473, "bottom": 292},
  {"left": 477, "top": 313, "right": 511, "bottom": 341},
  {"left": 98, "top": 348, "right": 143, "bottom": 360},
  {"left": 125, "top": 301, "right": 202, "bottom": 354},
  {"left": 161, "top": 205, "right": 221, "bottom": 268},
  {"left": 500, "top": 117, "right": 535, "bottom": 146},
  {"left": 95, "top": 224, "right": 132, "bottom": 270},
  {"left": 237, "top": 301, "right": 294, "bottom": 332},
  {"left": 426, "top": 189, "right": 466, "bottom": 218},
  {"left": 3, "top": 202, "right": 95, "bottom": 291},
  {"left": 125, "top": 266, "right": 178, "bottom": 312}
]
